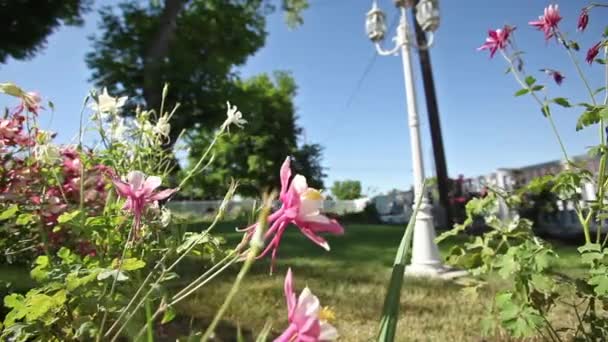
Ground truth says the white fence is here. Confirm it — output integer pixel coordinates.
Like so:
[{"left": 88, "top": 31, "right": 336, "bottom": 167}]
[{"left": 168, "top": 198, "right": 371, "bottom": 217}]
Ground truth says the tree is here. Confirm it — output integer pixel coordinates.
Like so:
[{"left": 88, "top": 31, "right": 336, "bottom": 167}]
[
  {"left": 331, "top": 180, "right": 362, "bottom": 200},
  {"left": 0, "top": 0, "right": 91, "bottom": 63},
  {"left": 181, "top": 72, "right": 324, "bottom": 199},
  {"left": 86, "top": 0, "right": 308, "bottom": 146}
]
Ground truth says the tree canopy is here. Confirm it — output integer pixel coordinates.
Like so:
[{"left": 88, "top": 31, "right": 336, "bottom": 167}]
[
  {"left": 86, "top": 0, "right": 308, "bottom": 145},
  {"left": 182, "top": 72, "right": 324, "bottom": 198},
  {"left": 331, "top": 180, "right": 363, "bottom": 200},
  {"left": 0, "top": 0, "right": 91, "bottom": 63}
]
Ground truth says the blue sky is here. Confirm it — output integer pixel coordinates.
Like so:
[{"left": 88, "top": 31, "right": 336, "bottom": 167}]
[{"left": 1, "top": 0, "right": 606, "bottom": 194}]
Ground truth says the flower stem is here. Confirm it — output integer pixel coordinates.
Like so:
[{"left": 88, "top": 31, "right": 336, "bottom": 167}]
[
  {"left": 500, "top": 50, "right": 569, "bottom": 162},
  {"left": 97, "top": 225, "right": 134, "bottom": 342},
  {"left": 199, "top": 193, "right": 274, "bottom": 342}
]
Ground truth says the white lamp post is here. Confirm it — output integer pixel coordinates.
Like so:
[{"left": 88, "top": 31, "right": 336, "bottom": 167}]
[{"left": 366, "top": 0, "right": 455, "bottom": 277}]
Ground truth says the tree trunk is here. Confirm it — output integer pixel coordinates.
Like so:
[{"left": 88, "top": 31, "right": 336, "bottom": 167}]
[{"left": 142, "top": 0, "right": 187, "bottom": 112}]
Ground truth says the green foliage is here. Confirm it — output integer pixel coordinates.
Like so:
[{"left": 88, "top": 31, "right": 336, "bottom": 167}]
[
  {"left": 0, "top": 0, "right": 91, "bottom": 63},
  {"left": 331, "top": 180, "right": 362, "bottom": 200},
  {"left": 183, "top": 73, "right": 325, "bottom": 198},
  {"left": 86, "top": 0, "right": 309, "bottom": 146}
]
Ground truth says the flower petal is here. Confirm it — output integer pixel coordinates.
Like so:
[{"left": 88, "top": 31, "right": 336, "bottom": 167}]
[
  {"left": 280, "top": 156, "right": 292, "bottom": 197},
  {"left": 148, "top": 188, "right": 177, "bottom": 202},
  {"left": 127, "top": 171, "right": 145, "bottom": 190},
  {"left": 113, "top": 179, "right": 133, "bottom": 198},
  {"left": 319, "top": 321, "right": 339, "bottom": 341},
  {"left": 284, "top": 268, "right": 297, "bottom": 317},
  {"left": 291, "top": 174, "right": 308, "bottom": 195}
]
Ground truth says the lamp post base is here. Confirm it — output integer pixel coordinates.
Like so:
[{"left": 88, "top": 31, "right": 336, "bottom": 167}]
[
  {"left": 404, "top": 200, "right": 468, "bottom": 279},
  {"left": 404, "top": 263, "right": 468, "bottom": 279}
]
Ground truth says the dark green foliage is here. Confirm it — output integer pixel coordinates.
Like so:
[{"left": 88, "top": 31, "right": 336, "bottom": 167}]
[{"left": 0, "top": 0, "right": 91, "bottom": 63}]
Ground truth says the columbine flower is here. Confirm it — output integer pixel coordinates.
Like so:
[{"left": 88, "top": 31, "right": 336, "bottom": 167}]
[
  {"left": 110, "top": 117, "right": 129, "bottom": 141},
  {"left": 578, "top": 8, "right": 589, "bottom": 31},
  {"left": 241, "top": 157, "right": 344, "bottom": 272},
  {"left": 22, "top": 92, "right": 42, "bottom": 115},
  {"left": 275, "top": 268, "right": 338, "bottom": 342},
  {"left": 221, "top": 101, "right": 247, "bottom": 131},
  {"left": 34, "top": 143, "right": 60, "bottom": 164},
  {"left": 153, "top": 115, "right": 171, "bottom": 138},
  {"left": 586, "top": 41, "right": 603, "bottom": 64},
  {"left": 477, "top": 25, "right": 515, "bottom": 58},
  {"left": 89, "top": 88, "right": 128, "bottom": 116},
  {"left": 113, "top": 171, "right": 177, "bottom": 238},
  {"left": 529, "top": 4, "right": 562, "bottom": 40},
  {"left": 541, "top": 69, "right": 565, "bottom": 85}
]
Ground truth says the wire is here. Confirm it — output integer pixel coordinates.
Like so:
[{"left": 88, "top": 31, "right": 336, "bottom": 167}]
[{"left": 318, "top": 11, "right": 399, "bottom": 144}]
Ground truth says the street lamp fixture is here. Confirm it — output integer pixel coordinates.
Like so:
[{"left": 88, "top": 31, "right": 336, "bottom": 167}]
[
  {"left": 366, "top": 2, "right": 387, "bottom": 43},
  {"left": 365, "top": 0, "right": 455, "bottom": 277},
  {"left": 416, "top": 0, "right": 440, "bottom": 32}
]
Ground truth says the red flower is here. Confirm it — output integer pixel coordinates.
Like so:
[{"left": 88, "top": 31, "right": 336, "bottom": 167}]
[
  {"left": 478, "top": 25, "right": 515, "bottom": 58},
  {"left": 586, "top": 41, "right": 603, "bottom": 64},
  {"left": 529, "top": 4, "right": 562, "bottom": 40},
  {"left": 578, "top": 8, "right": 589, "bottom": 31}
]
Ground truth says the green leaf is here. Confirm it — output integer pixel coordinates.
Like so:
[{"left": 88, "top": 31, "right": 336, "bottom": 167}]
[
  {"left": 377, "top": 182, "right": 426, "bottom": 341},
  {"left": 552, "top": 97, "right": 571, "bottom": 108},
  {"left": 161, "top": 306, "right": 176, "bottom": 324},
  {"left": 604, "top": 26, "right": 608, "bottom": 38},
  {"left": 515, "top": 88, "right": 530, "bottom": 97},
  {"left": 578, "top": 243, "right": 601, "bottom": 253},
  {"left": 596, "top": 58, "right": 607, "bottom": 65},
  {"left": 57, "top": 210, "right": 81, "bottom": 224},
  {"left": 541, "top": 104, "right": 551, "bottom": 117},
  {"left": 4, "top": 294, "right": 25, "bottom": 309},
  {"left": 569, "top": 40, "right": 580, "bottom": 51},
  {"left": 57, "top": 247, "right": 79, "bottom": 264},
  {"left": 15, "top": 214, "right": 34, "bottom": 226},
  {"left": 589, "top": 274, "right": 608, "bottom": 295},
  {"left": 576, "top": 107, "right": 602, "bottom": 131},
  {"left": 531, "top": 274, "right": 554, "bottom": 293},
  {"left": 112, "top": 258, "right": 145, "bottom": 271},
  {"left": 595, "top": 87, "right": 607, "bottom": 96},
  {"left": 530, "top": 85, "right": 544, "bottom": 91},
  {"left": 600, "top": 106, "right": 608, "bottom": 121},
  {"left": 525, "top": 76, "right": 536, "bottom": 86},
  {"left": 30, "top": 256, "right": 50, "bottom": 282},
  {"left": 0, "top": 205, "right": 18, "bottom": 221}
]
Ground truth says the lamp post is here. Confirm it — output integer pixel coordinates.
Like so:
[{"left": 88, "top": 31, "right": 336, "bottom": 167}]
[{"left": 366, "top": 0, "right": 448, "bottom": 276}]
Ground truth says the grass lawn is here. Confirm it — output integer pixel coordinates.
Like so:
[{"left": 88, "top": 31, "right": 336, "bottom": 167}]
[
  {"left": 0, "top": 222, "right": 584, "bottom": 341},
  {"left": 173, "top": 222, "right": 583, "bottom": 341}
]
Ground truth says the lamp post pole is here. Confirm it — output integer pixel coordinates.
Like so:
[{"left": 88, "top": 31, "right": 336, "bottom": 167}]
[
  {"left": 412, "top": 4, "right": 452, "bottom": 228},
  {"left": 397, "top": 8, "right": 443, "bottom": 275},
  {"left": 367, "top": 1, "right": 446, "bottom": 276}
]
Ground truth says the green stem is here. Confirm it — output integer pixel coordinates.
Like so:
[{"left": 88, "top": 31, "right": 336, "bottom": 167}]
[
  {"left": 144, "top": 300, "right": 154, "bottom": 342},
  {"left": 97, "top": 226, "right": 133, "bottom": 342},
  {"left": 199, "top": 195, "right": 274, "bottom": 342},
  {"left": 177, "top": 129, "right": 224, "bottom": 190},
  {"left": 500, "top": 50, "right": 569, "bottom": 162}
]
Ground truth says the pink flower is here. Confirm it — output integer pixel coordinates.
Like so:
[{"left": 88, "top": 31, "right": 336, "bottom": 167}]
[
  {"left": 529, "top": 4, "right": 562, "bottom": 40},
  {"left": 586, "top": 41, "right": 603, "bottom": 64},
  {"left": 274, "top": 269, "right": 338, "bottom": 342},
  {"left": 541, "top": 69, "right": 565, "bottom": 85},
  {"left": 242, "top": 157, "right": 344, "bottom": 271},
  {"left": 578, "top": 8, "right": 589, "bottom": 31},
  {"left": 477, "top": 25, "right": 515, "bottom": 58},
  {"left": 113, "top": 171, "right": 177, "bottom": 236}
]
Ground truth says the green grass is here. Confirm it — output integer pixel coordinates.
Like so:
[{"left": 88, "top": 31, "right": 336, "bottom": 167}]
[
  {"left": 0, "top": 222, "right": 585, "bottom": 341},
  {"left": 173, "top": 222, "right": 583, "bottom": 341}
]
